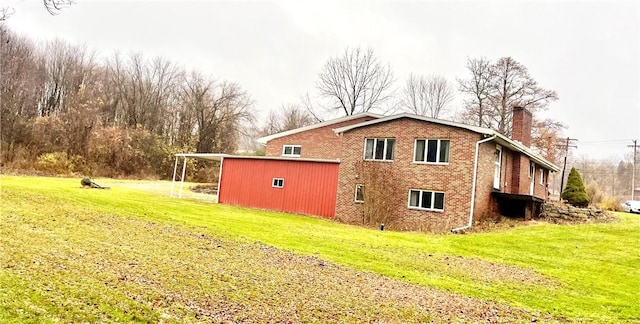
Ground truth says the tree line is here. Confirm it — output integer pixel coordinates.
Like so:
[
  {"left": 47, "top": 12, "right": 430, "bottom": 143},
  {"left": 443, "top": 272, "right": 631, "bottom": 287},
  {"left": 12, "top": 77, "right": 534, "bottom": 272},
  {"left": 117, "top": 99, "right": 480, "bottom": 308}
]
[
  {"left": 1, "top": 24, "right": 569, "bottom": 180},
  {"left": 1, "top": 24, "right": 252, "bottom": 179}
]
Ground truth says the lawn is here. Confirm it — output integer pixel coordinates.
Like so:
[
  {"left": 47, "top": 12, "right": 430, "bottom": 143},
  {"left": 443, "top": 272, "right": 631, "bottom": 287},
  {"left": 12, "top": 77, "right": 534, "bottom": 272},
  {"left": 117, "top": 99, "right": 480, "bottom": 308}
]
[{"left": 1, "top": 175, "right": 638, "bottom": 322}]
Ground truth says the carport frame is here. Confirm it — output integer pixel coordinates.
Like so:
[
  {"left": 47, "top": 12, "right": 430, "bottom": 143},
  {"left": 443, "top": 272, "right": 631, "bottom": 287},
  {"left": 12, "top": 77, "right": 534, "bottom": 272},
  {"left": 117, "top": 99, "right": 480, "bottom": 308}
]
[{"left": 170, "top": 153, "right": 227, "bottom": 202}]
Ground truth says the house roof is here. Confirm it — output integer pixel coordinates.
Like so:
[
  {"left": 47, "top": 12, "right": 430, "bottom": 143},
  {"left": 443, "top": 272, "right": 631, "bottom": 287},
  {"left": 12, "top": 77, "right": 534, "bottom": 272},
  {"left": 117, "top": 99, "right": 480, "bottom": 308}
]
[
  {"left": 333, "top": 113, "right": 561, "bottom": 172},
  {"left": 256, "top": 112, "right": 383, "bottom": 144}
]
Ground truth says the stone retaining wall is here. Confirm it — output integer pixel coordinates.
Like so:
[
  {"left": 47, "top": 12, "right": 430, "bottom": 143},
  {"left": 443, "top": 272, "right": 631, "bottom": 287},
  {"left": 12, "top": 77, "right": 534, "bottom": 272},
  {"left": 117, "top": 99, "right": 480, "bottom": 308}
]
[{"left": 540, "top": 203, "right": 613, "bottom": 223}]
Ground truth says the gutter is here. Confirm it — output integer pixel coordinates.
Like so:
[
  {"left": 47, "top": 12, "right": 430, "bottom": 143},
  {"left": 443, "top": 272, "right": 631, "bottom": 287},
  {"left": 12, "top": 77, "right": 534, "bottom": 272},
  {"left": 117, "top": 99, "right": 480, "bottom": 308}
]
[{"left": 451, "top": 135, "right": 497, "bottom": 233}]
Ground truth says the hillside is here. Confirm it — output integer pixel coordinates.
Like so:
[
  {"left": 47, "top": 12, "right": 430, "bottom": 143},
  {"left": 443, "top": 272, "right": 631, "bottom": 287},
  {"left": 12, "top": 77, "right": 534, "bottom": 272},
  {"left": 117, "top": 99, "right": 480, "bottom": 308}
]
[{"left": 1, "top": 176, "right": 638, "bottom": 322}]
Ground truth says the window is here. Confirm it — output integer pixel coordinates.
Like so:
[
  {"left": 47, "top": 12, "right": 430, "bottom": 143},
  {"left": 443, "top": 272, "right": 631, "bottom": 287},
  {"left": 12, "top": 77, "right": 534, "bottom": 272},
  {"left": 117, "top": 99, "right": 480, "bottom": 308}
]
[
  {"left": 408, "top": 189, "right": 445, "bottom": 211},
  {"left": 354, "top": 184, "right": 364, "bottom": 203},
  {"left": 282, "top": 145, "right": 301, "bottom": 157},
  {"left": 540, "top": 169, "right": 545, "bottom": 185},
  {"left": 272, "top": 178, "right": 284, "bottom": 188},
  {"left": 494, "top": 145, "right": 502, "bottom": 189},
  {"left": 414, "top": 139, "right": 450, "bottom": 163},
  {"left": 364, "top": 138, "right": 395, "bottom": 161},
  {"left": 529, "top": 162, "right": 535, "bottom": 178}
]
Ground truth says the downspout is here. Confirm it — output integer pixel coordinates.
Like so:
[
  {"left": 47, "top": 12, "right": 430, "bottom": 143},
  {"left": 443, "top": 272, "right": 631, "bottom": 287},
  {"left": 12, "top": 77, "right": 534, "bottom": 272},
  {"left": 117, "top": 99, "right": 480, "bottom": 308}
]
[{"left": 451, "top": 135, "right": 497, "bottom": 233}]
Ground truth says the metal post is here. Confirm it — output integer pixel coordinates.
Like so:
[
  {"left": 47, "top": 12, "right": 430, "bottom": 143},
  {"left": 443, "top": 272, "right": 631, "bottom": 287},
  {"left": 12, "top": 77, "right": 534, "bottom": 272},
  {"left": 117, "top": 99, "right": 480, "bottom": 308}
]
[
  {"left": 179, "top": 156, "right": 187, "bottom": 199},
  {"left": 170, "top": 155, "right": 179, "bottom": 198}
]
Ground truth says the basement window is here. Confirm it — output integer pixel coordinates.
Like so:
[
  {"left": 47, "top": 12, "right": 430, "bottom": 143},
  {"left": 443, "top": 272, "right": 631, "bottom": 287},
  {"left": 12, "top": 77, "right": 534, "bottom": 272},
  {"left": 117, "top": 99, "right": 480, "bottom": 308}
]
[
  {"left": 354, "top": 184, "right": 364, "bottom": 203},
  {"left": 364, "top": 138, "right": 395, "bottom": 161},
  {"left": 272, "top": 178, "right": 284, "bottom": 188},
  {"left": 408, "top": 189, "right": 445, "bottom": 212},
  {"left": 282, "top": 145, "right": 301, "bottom": 157}
]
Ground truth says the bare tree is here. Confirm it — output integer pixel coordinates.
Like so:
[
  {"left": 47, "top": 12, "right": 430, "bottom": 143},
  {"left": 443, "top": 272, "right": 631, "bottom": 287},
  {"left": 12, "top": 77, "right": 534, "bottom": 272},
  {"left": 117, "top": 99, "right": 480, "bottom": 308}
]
[
  {"left": 1, "top": 0, "right": 73, "bottom": 21},
  {"left": 457, "top": 57, "right": 494, "bottom": 127},
  {"left": 316, "top": 47, "right": 394, "bottom": 116},
  {"left": 401, "top": 74, "right": 454, "bottom": 118},
  {"left": 0, "top": 7, "right": 15, "bottom": 21},
  {"left": 531, "top": 118, "right": 566, "bottom": 164},
  {"left": 0, "top": 25, "right": 40, "bottom": 162},
  {"left": 103, "top": 52, "right": 180, "bottom": 133},
  {"left": 38, "top": 39, "right": 96, "bottom": 117},
  {"left": 299, "top": 92, "right": 324, "bottom": 123},
  {"left": 489, "top": 57, "right": 558, "bottom": 135},
  {"left": 179, "top": 72, "right": 253, "bottom": 153},
  {"left": 458, "top": 57, "right": 558, "bottom": 135},
  {"left": 262, "top": 103, "right": 314, "bottom": 136},
  {"left": 43, "top": 0, "right": 73, "bottom": 15}
]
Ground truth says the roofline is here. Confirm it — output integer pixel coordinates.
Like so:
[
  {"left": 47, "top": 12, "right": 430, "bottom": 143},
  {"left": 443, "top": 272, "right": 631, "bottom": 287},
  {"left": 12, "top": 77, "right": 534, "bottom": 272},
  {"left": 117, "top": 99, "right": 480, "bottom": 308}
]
[
  {"left": 175, "top": 153, "right": 340, "bottom": 164},
  {"left": 256, "top": 112, "right": 383, "bottom": 144},
  {"left": 333, "top": 113, "right": 560, "bottom": 172}
]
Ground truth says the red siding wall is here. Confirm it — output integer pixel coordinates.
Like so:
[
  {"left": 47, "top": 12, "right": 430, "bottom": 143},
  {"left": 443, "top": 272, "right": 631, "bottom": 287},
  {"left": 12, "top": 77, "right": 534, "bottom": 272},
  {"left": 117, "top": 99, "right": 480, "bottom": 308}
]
[{"left": 218, "top": 158, "right": 339, "bottom": 218}]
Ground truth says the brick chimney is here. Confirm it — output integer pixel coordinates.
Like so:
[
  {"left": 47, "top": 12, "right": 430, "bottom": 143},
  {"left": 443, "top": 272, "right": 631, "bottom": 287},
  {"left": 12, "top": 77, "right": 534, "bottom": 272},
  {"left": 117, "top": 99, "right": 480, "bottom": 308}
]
[{"left": 512, "top": 106, "right": 532, "bottom": 147}]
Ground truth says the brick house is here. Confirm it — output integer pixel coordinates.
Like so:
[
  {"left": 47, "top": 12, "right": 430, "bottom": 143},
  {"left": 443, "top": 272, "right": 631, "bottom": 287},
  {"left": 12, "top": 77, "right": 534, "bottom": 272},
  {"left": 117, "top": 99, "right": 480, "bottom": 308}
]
[{"left": 255, "top": 107, "right": 559, "bottom": 232}]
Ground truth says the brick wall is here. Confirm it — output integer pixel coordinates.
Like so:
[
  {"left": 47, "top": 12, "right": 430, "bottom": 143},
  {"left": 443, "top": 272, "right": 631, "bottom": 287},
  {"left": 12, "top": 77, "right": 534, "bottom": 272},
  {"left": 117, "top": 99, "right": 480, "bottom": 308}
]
[
  {"left": 264, "top": 116, "right": 376, "bottom": 160},
  {"left": 498, "top": 148, "right": 549, "bottom": 199},
  {"left": 474, "top": 142, "right": 499, "bottom": 221},
  {"left": 335, "top": 118, "right": 485, "bottom": 232}
]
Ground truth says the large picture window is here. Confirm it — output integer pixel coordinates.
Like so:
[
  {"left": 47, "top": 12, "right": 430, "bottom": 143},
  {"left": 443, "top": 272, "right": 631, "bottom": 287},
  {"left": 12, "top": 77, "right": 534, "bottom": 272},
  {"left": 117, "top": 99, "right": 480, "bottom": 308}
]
[
  {"left": 364, "top": 138, "right": 395, "bottom": 161},
  {"left": 414, "top": 139, "right": 450, "bottom": 163},
  {"left": 282, "top": 145, "right": 301, "bottom": 157},
  {"left": 408, "top": 189, "right": 445, "bottom": 211}
]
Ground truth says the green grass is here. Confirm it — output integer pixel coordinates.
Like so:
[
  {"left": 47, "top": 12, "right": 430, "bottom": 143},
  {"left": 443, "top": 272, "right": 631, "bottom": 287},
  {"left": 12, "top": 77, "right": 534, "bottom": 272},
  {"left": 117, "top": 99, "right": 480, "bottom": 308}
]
[{"left": 1, "top": 175, "right": 639, "bottom": 322}]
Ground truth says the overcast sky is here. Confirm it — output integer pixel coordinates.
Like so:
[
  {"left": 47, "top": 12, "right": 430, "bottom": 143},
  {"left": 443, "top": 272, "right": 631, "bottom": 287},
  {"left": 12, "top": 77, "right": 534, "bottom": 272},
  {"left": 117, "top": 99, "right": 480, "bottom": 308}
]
[{"left": 4, "top": 0, "right": 639, "bottom": 161}]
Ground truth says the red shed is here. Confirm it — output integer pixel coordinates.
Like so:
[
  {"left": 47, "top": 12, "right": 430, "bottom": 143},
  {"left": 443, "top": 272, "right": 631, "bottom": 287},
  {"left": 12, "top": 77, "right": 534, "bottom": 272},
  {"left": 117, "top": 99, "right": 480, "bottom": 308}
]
[{"left": 218, "top": 156, "right": 339, "bottom": 218}]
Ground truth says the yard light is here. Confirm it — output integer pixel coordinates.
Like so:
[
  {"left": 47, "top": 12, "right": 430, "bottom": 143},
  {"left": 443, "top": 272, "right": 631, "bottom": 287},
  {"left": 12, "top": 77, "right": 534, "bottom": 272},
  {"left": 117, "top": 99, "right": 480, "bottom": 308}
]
[{"left": 380, "top": 223, "right": 384, "bottom": 231}]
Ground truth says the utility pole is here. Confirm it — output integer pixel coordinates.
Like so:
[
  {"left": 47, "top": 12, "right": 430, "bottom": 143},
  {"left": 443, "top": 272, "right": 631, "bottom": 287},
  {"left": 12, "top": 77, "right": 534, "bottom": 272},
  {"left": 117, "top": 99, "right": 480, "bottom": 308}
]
[
  {"left": 558, "top": 137, "right": 578, "bottom": 195},
  {"left": 629, "top": 139, "right": 639, "bottom": 200}
]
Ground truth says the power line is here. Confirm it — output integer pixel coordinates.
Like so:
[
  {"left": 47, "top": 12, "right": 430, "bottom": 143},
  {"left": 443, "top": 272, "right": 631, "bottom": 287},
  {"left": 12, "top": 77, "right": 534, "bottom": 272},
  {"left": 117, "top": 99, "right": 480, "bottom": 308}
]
[{"left": 579, "top": 139, "right": 634, "bottom": 144}]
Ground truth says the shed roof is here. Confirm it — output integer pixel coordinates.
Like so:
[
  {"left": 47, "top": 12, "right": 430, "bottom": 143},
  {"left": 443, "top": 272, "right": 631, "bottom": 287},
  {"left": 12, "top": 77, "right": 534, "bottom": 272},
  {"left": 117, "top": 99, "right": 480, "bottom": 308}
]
[
  {"left": 333, "top": 113, "right": 560, "bottom": 172},
  {"left": 174, "top": 153, "right": 339, "bottom": 163}
]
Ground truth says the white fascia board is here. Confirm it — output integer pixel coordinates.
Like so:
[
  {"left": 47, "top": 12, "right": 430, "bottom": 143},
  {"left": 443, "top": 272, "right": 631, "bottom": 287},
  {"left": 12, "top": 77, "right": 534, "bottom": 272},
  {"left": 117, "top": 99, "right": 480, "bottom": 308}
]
[{"left": 333, "top": 113, "right": 494, "bottom": 135}]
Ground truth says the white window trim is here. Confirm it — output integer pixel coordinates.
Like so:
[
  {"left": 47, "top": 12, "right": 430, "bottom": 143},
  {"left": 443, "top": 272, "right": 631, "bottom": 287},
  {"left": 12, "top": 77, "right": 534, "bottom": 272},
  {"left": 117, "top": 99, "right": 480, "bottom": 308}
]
[
  {"left": 529, "top": 162, "right": 535, "bottom": 178},
  {"left": 413, "top": 139, "right": 450, "bottom": 165},
  {"left": 363, "top": 138, "right": 395, "bottom": 161},
  {"left": 540, "top": 169, "right": 545, "bottom": 185},
  {"left": 354, "top": 184, "right": 364, "bottom": 203},
  {"left": 282, "top": 145, "right": 301, "bottom": 157},
  {"left": 407, "top": 189, "right": 445, "bottom": 212},
  {"left": 272, "top": 178, "right": 284, "bottom": 188}
]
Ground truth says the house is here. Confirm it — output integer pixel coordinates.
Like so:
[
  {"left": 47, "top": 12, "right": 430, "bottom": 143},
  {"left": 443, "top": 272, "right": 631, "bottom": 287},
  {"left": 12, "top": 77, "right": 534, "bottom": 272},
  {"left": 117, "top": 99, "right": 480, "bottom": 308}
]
[{"left": 173, "top": 107, "right": 559, "bottom": 232}]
